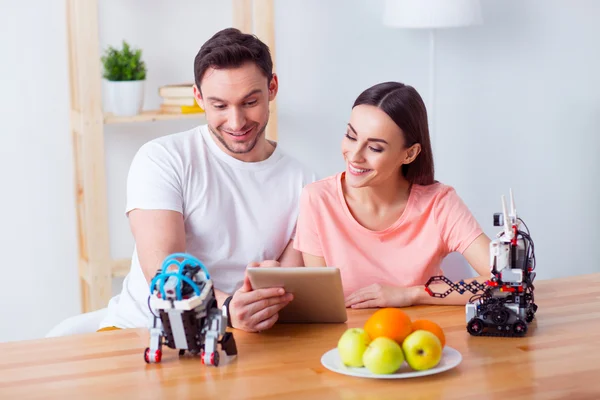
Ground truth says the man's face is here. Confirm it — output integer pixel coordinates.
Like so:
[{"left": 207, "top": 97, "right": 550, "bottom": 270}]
[{"left": 195, "top": 62, "right": 277, "bottom": 159}]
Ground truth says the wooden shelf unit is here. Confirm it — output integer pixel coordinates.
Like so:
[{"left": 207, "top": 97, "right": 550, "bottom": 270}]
[
  {"left": 67, "top": 0, "right": 277, "bottom": 312},
  {"left": 104, "top": 110, "right": 207, "bottom": 124}
]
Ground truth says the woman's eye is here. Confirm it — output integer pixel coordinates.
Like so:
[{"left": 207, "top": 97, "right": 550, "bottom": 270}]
[
  {"left": 345, "top": 133, "right": 356, "bottom": 141},
  {"left": 369, "top": 147, "right": 383, "bottom": 153}
]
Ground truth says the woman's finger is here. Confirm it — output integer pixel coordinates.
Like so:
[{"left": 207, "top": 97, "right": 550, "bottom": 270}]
[{"left": 350, "top": 300, "right": 378, "bottom": 309}]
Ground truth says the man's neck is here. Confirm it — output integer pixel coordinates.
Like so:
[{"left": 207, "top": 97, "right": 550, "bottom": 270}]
[
  {"left": 229, "top": 139, "right": 276, "bottom": 163},
  {"left": 208, "top": 128, "right": 276, "bottom": 163}
]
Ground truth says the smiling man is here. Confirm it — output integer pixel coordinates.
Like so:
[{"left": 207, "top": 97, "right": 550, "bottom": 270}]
[{"left": 98, "top": 28, "right": 316, "bottom": 333}]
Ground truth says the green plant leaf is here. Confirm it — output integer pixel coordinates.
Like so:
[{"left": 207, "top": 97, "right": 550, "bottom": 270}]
[{"left": 101, "top": 40, "right": 147, "bottom": 81}]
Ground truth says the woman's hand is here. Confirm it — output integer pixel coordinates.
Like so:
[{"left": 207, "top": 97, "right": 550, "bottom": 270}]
[{"left": 344, "top": 283, "right": 418, "bottom": 309}]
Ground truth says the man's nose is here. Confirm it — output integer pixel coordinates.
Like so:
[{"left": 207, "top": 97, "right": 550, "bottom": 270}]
[{"left": 228, "top": 108, "right": 246, "bottom": 132}]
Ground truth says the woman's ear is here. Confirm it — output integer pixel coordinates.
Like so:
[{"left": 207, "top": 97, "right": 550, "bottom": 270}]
[{"left": 403, "top": 143, "right": 422, "bottom": 165}]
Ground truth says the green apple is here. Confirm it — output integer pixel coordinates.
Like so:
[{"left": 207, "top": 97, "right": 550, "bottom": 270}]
[
  {"left": 362, "top": 337, "right": 405, "bottom": 374},
  {"left": 402, "top": 330, "right": 443, "bottom": 371},
  {"left": 337, "top": 328, "right": 371, "bottom": 367}
]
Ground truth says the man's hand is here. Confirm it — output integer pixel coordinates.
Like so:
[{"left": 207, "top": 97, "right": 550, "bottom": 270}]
[
  {"left": 344, "top": 283, "right": 419, "bottom": 309},
  {"left": 247, "top": 260, "right": 281, "bottom": 268},
  {"left": 228, "top": 266, "right": 293, "bottom": 332}
]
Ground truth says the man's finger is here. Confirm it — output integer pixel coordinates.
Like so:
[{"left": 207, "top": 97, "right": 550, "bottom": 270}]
[
  {"left": 251, "top": 301, "right": 289, "bottom": 325},
  {"left": 243, "top": 287, "right": 286, "bottom": 304},
  {"left": 254, "top": 310, "right": 280, "bottom": 332},
  {"left": 239, "top": 274, "right": 253, "bottom": 293},
  {"left": 246, "top": 293, "right": 293, "bottom": 316},
  {"left": 247, "top": 261, "right": 261, "bottom": 268},
  {"left": 259, "top": 260, "right": 280, "bottom": 267}
]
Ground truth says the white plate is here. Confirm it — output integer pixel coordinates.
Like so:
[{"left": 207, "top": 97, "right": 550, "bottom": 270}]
[{"left": 320, "top": 346, "right": 462, "bottom": 379}]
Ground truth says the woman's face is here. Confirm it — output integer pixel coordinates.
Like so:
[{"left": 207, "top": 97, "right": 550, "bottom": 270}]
[{"left": 341, "top": 104, "right": 418, "bottom": 189}]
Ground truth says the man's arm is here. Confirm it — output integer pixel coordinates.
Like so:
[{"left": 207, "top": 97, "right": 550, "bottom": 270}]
[
  {"left": 130, "top": 208, "right": 290, "bottom": 330},
  {"left": 129, "top": 209, "right": 186, "bottom": 283},
  {"left": 245, "top": 239, "right": 306, "bottom": 268}
]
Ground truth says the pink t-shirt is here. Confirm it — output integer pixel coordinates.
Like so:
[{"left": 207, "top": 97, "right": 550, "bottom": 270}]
[{"left": 293, "top": 173, "right": 483, "bottom": 297}]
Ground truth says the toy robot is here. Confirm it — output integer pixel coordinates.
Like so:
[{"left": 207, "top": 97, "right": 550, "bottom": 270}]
[
  {"left": 144, "top": 253, "right": 238, "bottom": 365},
  {"left": 425, "top": 190, "right": 538, "bottom": 337}
]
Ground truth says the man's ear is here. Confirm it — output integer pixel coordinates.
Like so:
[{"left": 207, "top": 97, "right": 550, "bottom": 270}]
[
  {"left": 404, "top": 143, "right": 422, "bottom": 165},
  {"left": 268, "top": 73, "right": 279, "bottom": 101},
  {"left": 193, "top": 84, "right": 205, "bottom": 110}
]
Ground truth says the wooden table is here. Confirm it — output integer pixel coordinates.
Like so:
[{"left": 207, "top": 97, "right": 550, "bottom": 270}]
[{"left": 1, "top": 273, "right": 599, "bottom": 399}]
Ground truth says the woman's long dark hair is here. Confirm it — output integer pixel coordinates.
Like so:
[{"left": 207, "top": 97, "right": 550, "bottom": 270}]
[{"left": 353, "top": 82, "right": 435, "bottom": 185}]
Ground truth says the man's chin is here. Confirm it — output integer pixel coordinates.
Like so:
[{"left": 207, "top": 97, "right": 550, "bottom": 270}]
[{"left": 224, "top": 136, "right": 258, "bottom": 154}]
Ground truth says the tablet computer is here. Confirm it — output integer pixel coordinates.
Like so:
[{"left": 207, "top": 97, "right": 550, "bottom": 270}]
[{"left": 247, "top": 267, "right": 347, "bottom": 323}]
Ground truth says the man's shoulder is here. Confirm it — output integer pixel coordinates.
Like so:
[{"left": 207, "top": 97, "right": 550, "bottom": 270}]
[
  {"left": 142, "top": 125, "right": 203, "bottom": 152},
  {"left": 274, "top": 149, "right": 318, "bottom": 183},
  {"left": 133, "top": 125, "right": 206, "bottom": 168}
]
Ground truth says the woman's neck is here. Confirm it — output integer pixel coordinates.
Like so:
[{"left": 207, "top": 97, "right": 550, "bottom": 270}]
[{"left": 344, "top": 173, "right": 412, "bottom": 212}]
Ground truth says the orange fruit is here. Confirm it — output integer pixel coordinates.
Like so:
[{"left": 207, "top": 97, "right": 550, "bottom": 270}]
[
  {"left": 411, "top": 319, "right": 446, "bottom": 347},
  {"left": 364, "top": 308, "right": 413, "bottom": 344}
]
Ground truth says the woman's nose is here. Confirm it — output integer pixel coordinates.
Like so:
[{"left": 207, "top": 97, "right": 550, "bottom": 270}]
[{"left": 348, "top": 150, "right": 365, "bottom": 163}]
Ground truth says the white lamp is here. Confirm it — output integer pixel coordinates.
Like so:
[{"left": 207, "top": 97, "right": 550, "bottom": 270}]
[{"left": 383, "top": 0, "right": 483, "bottom": 152}]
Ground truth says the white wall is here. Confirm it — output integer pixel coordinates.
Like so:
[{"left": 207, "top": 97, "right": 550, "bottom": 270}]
[
  {"left": 275, "top": 0, "right": 600, "bottom": 280},
  {"left": 1, "top": 0, "right": 598, "bottom": 342}
]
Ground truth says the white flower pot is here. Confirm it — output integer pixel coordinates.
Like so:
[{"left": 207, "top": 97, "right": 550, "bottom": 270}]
[{"left": 104, "top": 80, "right": 145, "bottom": 117}]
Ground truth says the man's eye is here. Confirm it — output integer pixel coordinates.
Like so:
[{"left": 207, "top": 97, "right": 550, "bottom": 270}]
[
  {"left": 213, "top": 104, "right": 226, "bottom": 110},
  {"left": 345, "top": 133, "right": 356, "bottom": 141},
  {"left": 369, "top": 147, "right": 383, "bottom": 153},
  {"left": 244, "top": 100, "right": 257, "bottom": 106}
]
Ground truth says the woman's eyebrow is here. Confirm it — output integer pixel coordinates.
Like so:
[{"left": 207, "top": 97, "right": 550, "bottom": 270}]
[{"left": 347, "top": 123, "right": 388, "bottom": 144}]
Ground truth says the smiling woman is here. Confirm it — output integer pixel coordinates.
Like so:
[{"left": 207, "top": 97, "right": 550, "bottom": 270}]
[{"left": 293, "top": 82, "right": 492, "bottom": 309}]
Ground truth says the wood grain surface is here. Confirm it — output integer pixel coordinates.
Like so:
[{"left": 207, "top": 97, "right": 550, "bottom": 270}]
[{"left": 1, "top": 273, "right": 599, "bottom": 399}]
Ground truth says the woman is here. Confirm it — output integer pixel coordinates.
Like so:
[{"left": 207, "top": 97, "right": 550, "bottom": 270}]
[{"left": 293, "top": 82, "right": 491, "bottom": 308}]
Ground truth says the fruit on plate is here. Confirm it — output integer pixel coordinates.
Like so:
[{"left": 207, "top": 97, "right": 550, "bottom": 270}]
[
  {"left": 364, "top": 308, "right": 413, "bottom": 344},
  {"left": 402, "top": 330, "right": 443, "bottom": 371},
  {"left": 362, "top": 337, "right": 405, "bottom": 374},
  {"left": 337, "top": 328, "right": 371, "bottom": 367},
  {"left": 411, "top": 319, "right": 446, "bottom": 348}
]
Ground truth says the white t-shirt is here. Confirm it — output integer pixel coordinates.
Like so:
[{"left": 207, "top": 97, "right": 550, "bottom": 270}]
[{"left": 100, "top": 124, "right": 316, "bottom": 329}]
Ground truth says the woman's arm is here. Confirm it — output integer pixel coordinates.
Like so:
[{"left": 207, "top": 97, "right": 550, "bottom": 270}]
[
  {"left": 345, "top": 233, "right": 492, "bottom": 308},
  {"left": 412, "top": 233, "right": 491, "bottom": 305},
  {"left": 301, "top": 252, "right": 327, "bottom": 267}
]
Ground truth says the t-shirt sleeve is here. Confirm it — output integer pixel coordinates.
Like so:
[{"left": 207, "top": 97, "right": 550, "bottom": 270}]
[
  {"left": 293, "top": 187, "right": 324, "bottom": 257},
  {"left": 126, "top": 142, "right": 184, "bottom": 215},
  {"left": 434, "top": 186, "right": 483, "bottom": 254}
]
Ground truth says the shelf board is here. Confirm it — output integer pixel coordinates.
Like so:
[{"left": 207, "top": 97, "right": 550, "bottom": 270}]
[
  {"left": 104, "top": 110, "right": 206, "bottom": 124},
  {"left": 111, "top": 258, "right": 131, "bottom": 278}
]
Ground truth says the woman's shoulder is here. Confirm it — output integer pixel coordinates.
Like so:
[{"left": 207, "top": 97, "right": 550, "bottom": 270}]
[
  {"left": 411, "top": 181, "right": 460, "bottom": 206},
  {"left": 300, "top": 173, "right": 342, "bottom": 208},
  {"left": 303, "top": 173, "right": 339, "bottom": 195}
]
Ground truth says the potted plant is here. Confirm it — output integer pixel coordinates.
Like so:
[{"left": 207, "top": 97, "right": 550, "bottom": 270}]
[{"left": 101, "top": 40, "right": 147, "bottom": 117}]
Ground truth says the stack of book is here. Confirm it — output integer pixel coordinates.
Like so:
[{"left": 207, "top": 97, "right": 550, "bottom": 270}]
[{"left": 159, "top": 83, "right": 204, "bottom": 114}]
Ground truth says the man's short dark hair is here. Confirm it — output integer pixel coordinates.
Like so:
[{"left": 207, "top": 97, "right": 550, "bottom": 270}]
[{"left": 194, "top": 28, "right": 273, "bottom": 89}]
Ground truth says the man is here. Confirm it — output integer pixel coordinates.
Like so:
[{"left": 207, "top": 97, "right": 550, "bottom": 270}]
[{"left": 98, "top": 28, "right": 315, "bottom": 333}]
